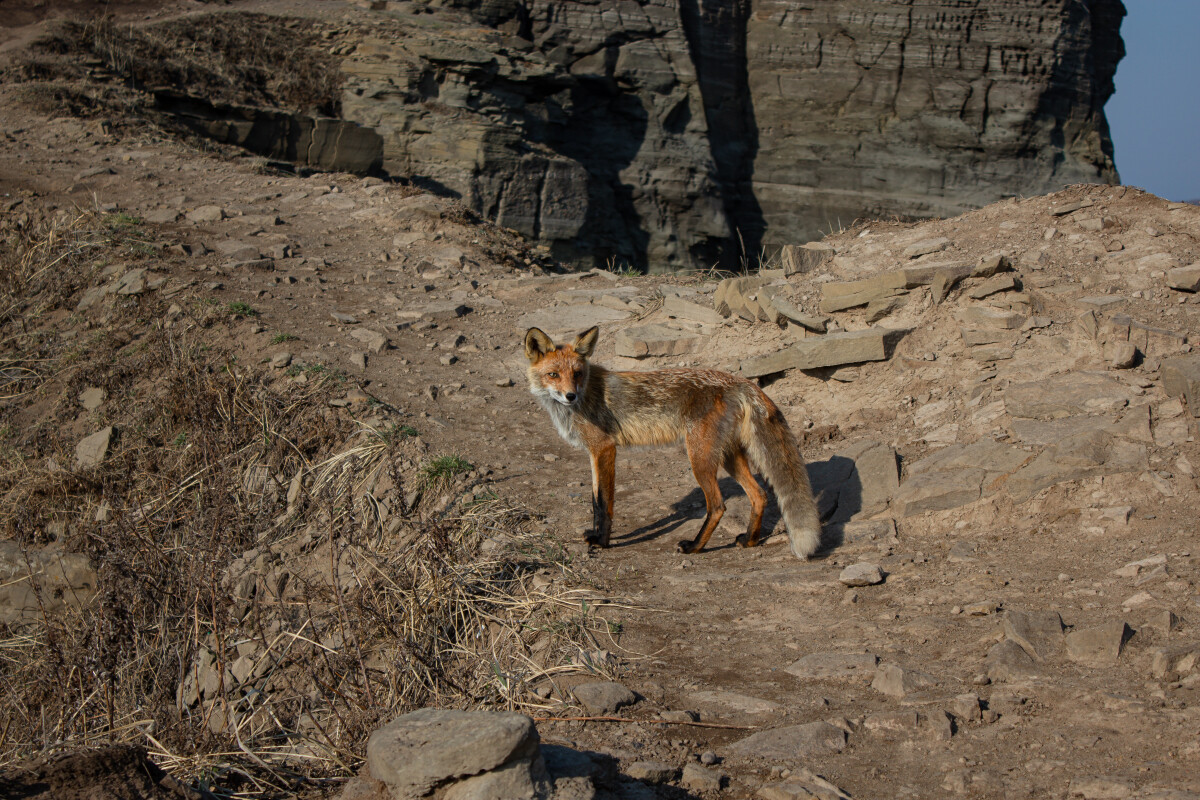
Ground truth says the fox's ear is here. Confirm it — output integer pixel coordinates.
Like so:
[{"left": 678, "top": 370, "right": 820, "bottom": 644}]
[
  {"left": 525, "top": 327, "right": 555, "bottom": 363},
  {"left": 573, "top": 326, "right": 599, "bottom": 358}
]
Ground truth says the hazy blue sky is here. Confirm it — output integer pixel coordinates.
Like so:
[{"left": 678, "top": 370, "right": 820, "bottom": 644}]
[{"left": 1106, "top": 1, "right": 1200, "bottom": 201}]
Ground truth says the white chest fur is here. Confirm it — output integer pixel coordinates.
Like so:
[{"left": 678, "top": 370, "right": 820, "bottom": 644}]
[{"left": 537, "top": 395, "right": 584, "bottom": 448}]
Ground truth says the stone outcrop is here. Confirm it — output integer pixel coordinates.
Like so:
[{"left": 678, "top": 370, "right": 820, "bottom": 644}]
[
  {"left": 155, "top": 91, "right": 384, "bottom": 174},
  {"left": 341, "top": 708, "right": 630, "bottom": 800},
  {"left": 332, "top": 0, "right": 1123, "bottom": 270}
]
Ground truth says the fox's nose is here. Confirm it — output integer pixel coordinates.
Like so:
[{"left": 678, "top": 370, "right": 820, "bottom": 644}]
[{"left": 565, "top": 392, "right": 577, "bottom": 402}]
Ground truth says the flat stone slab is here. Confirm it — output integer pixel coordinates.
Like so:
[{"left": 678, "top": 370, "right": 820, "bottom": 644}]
[
  {"left": 901, "top": 261, "right": 973, "bottom": 287},
  {"left": 1005, "top": 431, "right": 1146, "bottom": 501},
  {"left": 906, "top": 440, "right": 1030, "bottom": 479},
  {"left": 1009, "top": 408, "right": 1152, "bottom": 445},
  {"left": 968, "top": 273, "right": 1018, "bottom": 299},
  {"left": 1076, "top": 295, "right": 1127, "bottom": 309},
  {"left": 1066, "top": 622, "right": 1132, "bottom": 666},
  {"left": 0, "top": 542, "right": 98, "bottom": 625},
  {"left": 615, "top": 324, "right": 702, "bottom": 358},
  {"left": 1003, "top": 610, "right": 1065, "bottom": 663},
  {"left": 759, "top": 772, "right": 852, "bottom": 800},
  {"left": 366, "top": 709, "right": 539, "bottom": 799},
  {"left": 954, "top": 306, "right": 1025, "bottom": 329},
  {"left": 768, "top": 296, "right": 827, "bottom": 332},
  {"left": 728, "top": 721, "right": 846, "bottom": 760},
  {"left": 809, "top": 440, "right": 898, "bottom": 522},
  {"left": 553, "top": 286, "right": 641, "bottom": 305},
  {"left": 870, "top": 664, "right": 937, "bottom": 698},
  {"left": 819, "top": 272, "right": 907, "bottom": 313},
  {"left": 1162, "top": 355, "right": 1200, "bottom": 416},
  {"left": 626, "top": 761, "right": 677, "bottom": 784},
  {"left": 76, "top": 426, "right": 115, "bottom": 469},
  {"left": 516, "top": 304, "right": 629, "bottom": 335},
  {"left": 349, "top": 328, "right": 390, "bottom": 353},
  {"left": 79, "top": 386, "right": 106, "bottom": 411},
  {"left": 785, "top": 652, "right": 878, "bottom": 682},
  {"left": 903, "top": 237, "right": 950, "bottom": 258},
  {"left": 893, "top": 468, "right": 985, "bottom": 516},
  {"left": 741, "top": 329, "right": 892, "bottom": 378},
  {"left": 1004, "top": 372, "right": 1136, "bottom": 420},
  {"left": 986, "top": 639, "right": 1042, "bottom": 682},
  {"left": 1050, "top": 200, "right": 1091, "bottom": 216},
  {"left": 113, "top": 268, "right": 148, "bottom": 295},
  {"left": 689, "top": 690, "right": 780, "bottom": 715},
  {"left": 1167, "top": 264, "right": 1200, "bottom": 292},
  {"left": 662, "top": 294, "right": 724, "bottom": 325}
]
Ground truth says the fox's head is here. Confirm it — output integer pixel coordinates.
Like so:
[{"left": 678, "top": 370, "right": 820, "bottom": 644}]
[{"left": 524, "top": 326, "right": 598, "bottom": 407}]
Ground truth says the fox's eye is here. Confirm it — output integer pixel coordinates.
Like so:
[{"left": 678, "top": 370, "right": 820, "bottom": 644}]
[
  {"left": 574, "top": 371, "right": 582, "bottom": 380},
  {"left": 547, "top": 372, "right": 558, "bottom": 378}
]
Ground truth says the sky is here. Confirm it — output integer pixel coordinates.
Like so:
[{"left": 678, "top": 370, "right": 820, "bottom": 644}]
[{"left": 1105, "top": 1, "right": 1200, "bottom": 202}]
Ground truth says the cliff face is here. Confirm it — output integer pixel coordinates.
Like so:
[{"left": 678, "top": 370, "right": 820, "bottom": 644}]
[
  {"left": 338, "top": 0, "right": 1124, "bottom": 270},
  {"left": 742, "top": 0, "right": 1125, "bottom": 250},
  {"left": 340, "top": 1, "right": 731, "bottom": 270}
]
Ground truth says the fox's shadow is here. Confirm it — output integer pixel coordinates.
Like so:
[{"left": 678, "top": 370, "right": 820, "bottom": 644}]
[{"left": 612, "top": 456, "right": 859, "bottom": 555}]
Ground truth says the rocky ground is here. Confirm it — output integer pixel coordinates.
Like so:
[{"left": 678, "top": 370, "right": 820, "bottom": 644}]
[{"left": 3, "top": 10, "right": 1200, "bottom": 800}]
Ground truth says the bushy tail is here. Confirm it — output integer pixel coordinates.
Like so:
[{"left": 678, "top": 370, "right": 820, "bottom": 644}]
[{"left": 742, "top": 395, "right": 822, "bottom": 559}]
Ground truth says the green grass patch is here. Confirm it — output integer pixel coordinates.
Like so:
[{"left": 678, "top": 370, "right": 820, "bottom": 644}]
[
  {"left": 225, "top": 301, "right": 257, "bottom": 317},
  {"left": 377, "top": 423, "right": 418, "bottom": 445},
  {"left": 103, "top": 212, "right": 143, "bottom": 230},
  {"left": 420, "top": 454, "right": 473, "bottom": 484}
]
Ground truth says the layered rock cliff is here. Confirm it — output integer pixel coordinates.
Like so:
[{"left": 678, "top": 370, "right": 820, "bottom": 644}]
[{"left": 337, "top": 0, "right": 1124, "bottom": 270}]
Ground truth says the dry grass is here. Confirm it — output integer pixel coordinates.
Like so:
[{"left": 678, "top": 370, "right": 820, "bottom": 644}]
[
  {"left": 37, "top": 13, "right": 341, "bottom": 116},
  {"left": 0, "top": 203, "right": 619, "bottom": 798},
  {"left": 9, "top": 12, "right": 342, "bottom": 124}
]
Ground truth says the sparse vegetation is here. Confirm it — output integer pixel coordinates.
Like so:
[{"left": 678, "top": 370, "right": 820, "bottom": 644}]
[
  {"left": 286, "top": 361, "right": 348, "bottom": 385},
  {"left": 376, "top": 423, "right": 418, "bottom": 445},
  {"left": 0, "top": 201, "right": 614, "bottom": 798},
  {"left": 224, "top": 301, "right": 257, "bottom": 317},
  {"left": 419, "top": 454, "right": 475, "bottom": 489},
  {"left": 603, "top": 255, "right": 641, "bottom": 277},
  {"left": 29, "top": 13, "right": 343, "bottom": 117},
  {"left": 270, "top": 332, "right": 298, "bottom": 345}
]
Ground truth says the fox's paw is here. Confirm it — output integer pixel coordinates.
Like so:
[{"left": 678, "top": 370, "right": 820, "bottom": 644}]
[
  {"left": 676, "top": 540, "right": 699, "bottom": 555},
  {"left": 735, "top": 534, "right": 760, "bottom": 548},
  {"left": 584, "top": 532, "right": 610, "bottom": 548}
]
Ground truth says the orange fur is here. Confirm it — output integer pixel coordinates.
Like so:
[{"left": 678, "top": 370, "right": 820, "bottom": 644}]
[{"left": 525, "top": 326, "right": 822, "bottom": 558}]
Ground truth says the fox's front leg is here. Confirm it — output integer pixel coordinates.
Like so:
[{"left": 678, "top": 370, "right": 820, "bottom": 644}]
[{"left": 587, "top": 442, "right": 616, "bottom": 547}]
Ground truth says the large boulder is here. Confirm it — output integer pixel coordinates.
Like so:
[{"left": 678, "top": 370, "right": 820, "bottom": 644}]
[{"left": 366, "top": 709, "right": 546, "bottom": 800}]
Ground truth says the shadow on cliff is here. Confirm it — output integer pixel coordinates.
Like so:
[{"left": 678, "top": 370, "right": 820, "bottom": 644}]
[
  {"left": 549, "top": 82, "right": 651, "bottom": 271},
  {"left": 679, "top": 0, "right": 766, "bottom": 269}
]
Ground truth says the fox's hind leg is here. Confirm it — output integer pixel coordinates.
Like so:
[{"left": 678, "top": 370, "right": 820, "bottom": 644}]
[
  {"left": 677, "top": 433, "right": 725, "bottom": 554},
  {"left": 725, "top": 447, "right": 767, "bottom": 548}
]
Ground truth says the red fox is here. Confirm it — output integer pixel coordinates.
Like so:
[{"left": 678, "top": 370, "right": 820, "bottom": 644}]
[{"left": 524, "top": 326, "right": 821, "bottom": 558}]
